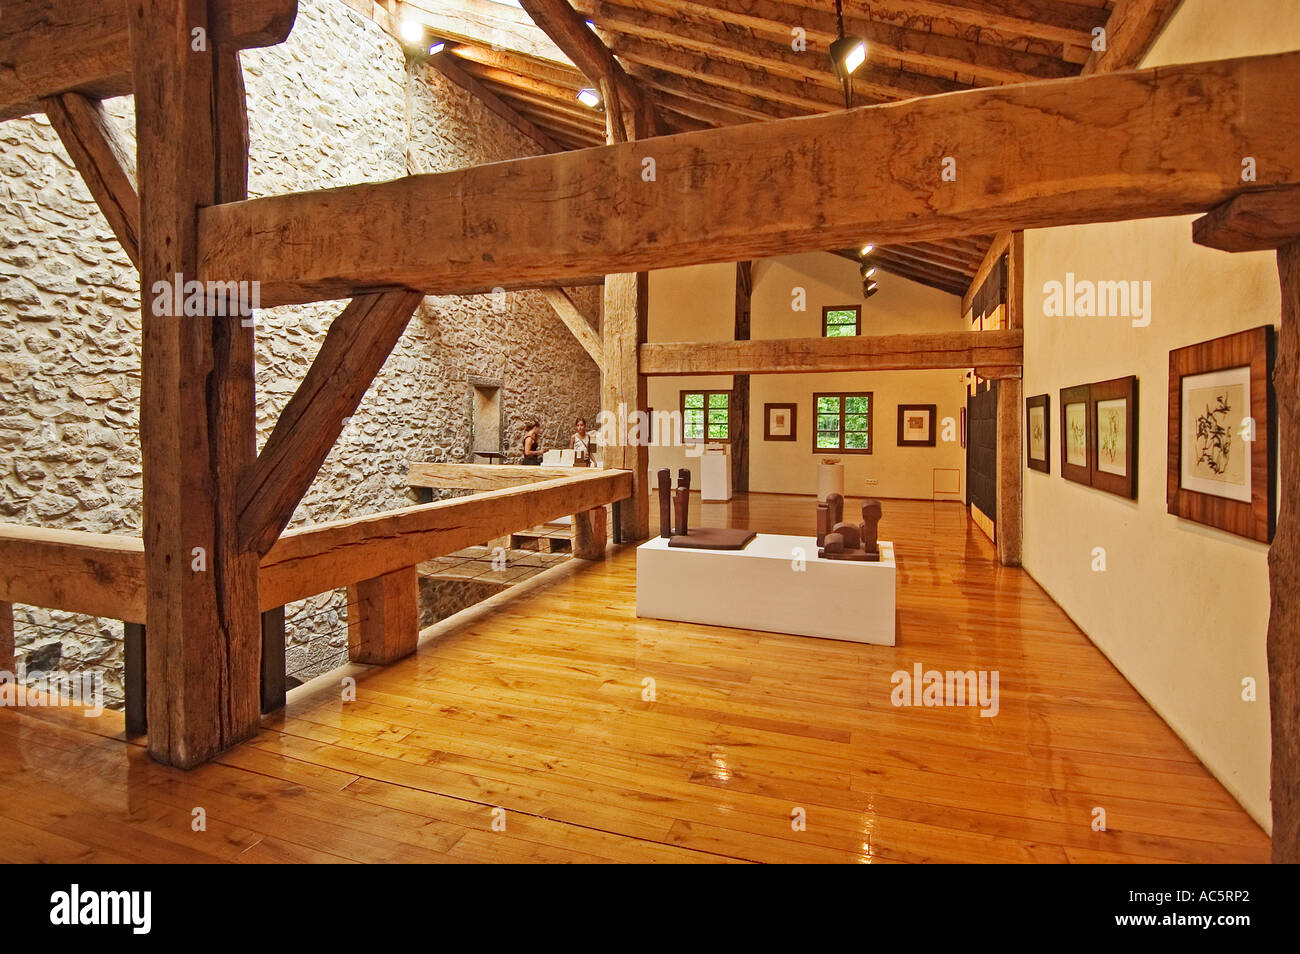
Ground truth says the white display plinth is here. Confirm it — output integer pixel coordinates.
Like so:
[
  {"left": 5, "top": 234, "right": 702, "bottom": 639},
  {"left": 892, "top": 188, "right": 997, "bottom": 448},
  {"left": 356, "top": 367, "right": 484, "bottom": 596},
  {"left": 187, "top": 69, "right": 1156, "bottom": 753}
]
[
  {"left": 636, "top": 533, "right": 896, "bottom": 645},
  {"left": 700, "top": 447, "right": 732, "bottom": 502},
  {"left": 817, "top": 462, "right": 845, "bottom": 502}
]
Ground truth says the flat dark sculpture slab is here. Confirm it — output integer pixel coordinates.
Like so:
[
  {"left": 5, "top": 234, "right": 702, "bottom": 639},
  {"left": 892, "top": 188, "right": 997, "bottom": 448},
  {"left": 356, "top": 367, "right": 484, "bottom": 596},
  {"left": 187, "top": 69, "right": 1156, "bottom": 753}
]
[
  {"left": 817, "top": 547, "right": 881, "bottom": 562},
  {"left": 668, "top": 528, "right": 757, "bottom": 551}
]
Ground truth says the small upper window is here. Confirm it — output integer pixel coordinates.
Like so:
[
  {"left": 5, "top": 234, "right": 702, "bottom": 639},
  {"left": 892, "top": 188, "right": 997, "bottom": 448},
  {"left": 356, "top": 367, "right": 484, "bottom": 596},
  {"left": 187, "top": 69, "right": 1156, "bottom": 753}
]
[{"left": 822, "top": 305, "right": 861, "bottom": 337}]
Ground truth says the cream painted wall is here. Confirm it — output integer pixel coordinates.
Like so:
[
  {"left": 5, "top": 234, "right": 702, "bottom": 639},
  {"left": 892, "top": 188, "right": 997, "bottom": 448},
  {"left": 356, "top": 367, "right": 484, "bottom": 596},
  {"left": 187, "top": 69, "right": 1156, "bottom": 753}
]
[
  {"left": 646, "top": 253, "right": 968, "bottom": 497},
  {"left": 1020, "top": 0, "right": 1300, "bottom": 828}
]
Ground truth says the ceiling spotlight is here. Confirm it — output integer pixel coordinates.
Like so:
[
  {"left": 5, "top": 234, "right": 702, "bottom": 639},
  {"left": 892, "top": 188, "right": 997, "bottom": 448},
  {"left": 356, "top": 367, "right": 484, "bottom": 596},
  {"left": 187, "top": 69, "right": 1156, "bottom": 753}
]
[
  {"left": 863, "top": 281, "right": 879, "bottom": 299},
  {"left": 428, "top": 41, "right": 445, "bottom": 55},
  {"left": 577, "top": 88, "right": 601, "bottom": 108},
  {"left": 860, "top": 265, "right": 877, "bottom": 280},
  {"left": 398, "top": 18, "right": 424, "bottom": 45},
  {"left": 860, "top": 243, "right": 875, "bottom": 256},
  {"left": 830, "top": 0, "right": 867, "bottom": 108}
]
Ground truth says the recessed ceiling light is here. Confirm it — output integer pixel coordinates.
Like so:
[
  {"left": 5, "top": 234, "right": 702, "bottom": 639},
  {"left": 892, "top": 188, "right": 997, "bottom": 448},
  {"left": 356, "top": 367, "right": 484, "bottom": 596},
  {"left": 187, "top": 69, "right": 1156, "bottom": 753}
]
[{"left": 577, "top": 88, "right": 601, "bottom": 108}]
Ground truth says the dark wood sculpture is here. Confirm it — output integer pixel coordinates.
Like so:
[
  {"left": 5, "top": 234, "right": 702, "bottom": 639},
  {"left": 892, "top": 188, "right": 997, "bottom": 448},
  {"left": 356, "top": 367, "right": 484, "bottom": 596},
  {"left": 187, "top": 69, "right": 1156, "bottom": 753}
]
[
  {"left": 665, "top": 466, "right": 755, "bottom": 550},
  {"left": 673, "top": 468, "right": 690, "bottom": 536},
  {"left": 657, "top": 468, "right": 672, "bottom": 538},
  {"left": 817, "top": 497, "right": 884, "bottom": 562}
]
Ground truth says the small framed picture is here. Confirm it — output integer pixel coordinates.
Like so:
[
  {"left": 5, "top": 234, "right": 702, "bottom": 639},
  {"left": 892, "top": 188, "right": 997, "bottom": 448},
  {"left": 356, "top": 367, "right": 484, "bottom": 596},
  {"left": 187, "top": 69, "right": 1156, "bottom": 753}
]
[
  {"left": 763, "top": 402, "right": 798, "bottom": 441},
  {"left": 1059, "top": 384, "right": 1091, "bottom": 486},
  {"left": 1089, "top": 375, "right": 1138, "bottom": 499},
  {"left": 1168, "top": 325, "right": 1274, "bottom": 542},
  {"left": 896, "top": 404, "right": 937, "bottom": 447},
  {"left": 1025, "top": 394, "right": 1050, "bottom": 474}
]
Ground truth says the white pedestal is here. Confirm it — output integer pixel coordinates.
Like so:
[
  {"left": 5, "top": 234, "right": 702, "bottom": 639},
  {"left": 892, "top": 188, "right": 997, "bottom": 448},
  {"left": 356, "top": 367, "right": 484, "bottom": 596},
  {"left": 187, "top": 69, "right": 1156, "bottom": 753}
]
[
  {"left": 636, "top": 533, "right": 896, "bottom": 645},
  {"left": 817, "top": 462, "right": 845, "bottom": 502},
  {"left": 700, "top": 446, "right": 732, "bottom": 502}
]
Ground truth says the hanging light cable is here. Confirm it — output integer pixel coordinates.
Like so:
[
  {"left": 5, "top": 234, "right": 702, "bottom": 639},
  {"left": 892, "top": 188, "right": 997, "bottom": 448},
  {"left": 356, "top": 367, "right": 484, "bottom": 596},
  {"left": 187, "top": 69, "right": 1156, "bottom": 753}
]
[{"left": 829, "top": 0, "right": 867, "bottom": 109}]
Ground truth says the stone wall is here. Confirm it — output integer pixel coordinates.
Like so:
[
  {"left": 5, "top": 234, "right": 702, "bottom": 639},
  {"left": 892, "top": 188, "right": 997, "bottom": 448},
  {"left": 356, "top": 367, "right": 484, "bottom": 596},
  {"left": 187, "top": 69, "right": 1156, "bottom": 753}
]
[{"left": 0, "top": 0, "right": 601, "bottom": 701}]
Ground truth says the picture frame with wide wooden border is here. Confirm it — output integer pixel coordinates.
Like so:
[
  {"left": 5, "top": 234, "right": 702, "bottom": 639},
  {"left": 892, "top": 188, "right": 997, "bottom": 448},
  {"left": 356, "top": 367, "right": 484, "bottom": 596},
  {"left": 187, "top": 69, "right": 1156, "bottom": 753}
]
[
  {"left": 896, "top": 404, "right": 936, "bottom": 447},
  {"left": 1059, "top": 384, "right": 1091, "bottom": 485},
  {"left": 1025, "top": 393, "right": 1050, "bottom": 474},
  {"left": 1089, "top": 375, "right": 1138, "bottom": 499},
  {"left": 763, "top": 402, "right": 798, "bottom": 441},
  {"left": 1167, "top": 325, "right": 1275, "bottom": 542}
]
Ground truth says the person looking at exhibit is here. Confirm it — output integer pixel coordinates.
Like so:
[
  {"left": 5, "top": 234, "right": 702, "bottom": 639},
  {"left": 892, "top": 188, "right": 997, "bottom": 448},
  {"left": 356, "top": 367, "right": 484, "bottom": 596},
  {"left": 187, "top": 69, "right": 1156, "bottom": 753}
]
[
  {"left": 521, "top": 421, "right": 543, "bottom": 465},
  {"left": 572, "top": 417, "right": 595, "bottom": 464}
]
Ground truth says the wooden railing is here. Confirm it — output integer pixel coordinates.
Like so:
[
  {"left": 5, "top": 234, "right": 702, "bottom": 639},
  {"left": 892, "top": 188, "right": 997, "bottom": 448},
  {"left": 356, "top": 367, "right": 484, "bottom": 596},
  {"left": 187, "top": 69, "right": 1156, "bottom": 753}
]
[{"left": 0, "top": 467, "right": 630, "bottom": 729}]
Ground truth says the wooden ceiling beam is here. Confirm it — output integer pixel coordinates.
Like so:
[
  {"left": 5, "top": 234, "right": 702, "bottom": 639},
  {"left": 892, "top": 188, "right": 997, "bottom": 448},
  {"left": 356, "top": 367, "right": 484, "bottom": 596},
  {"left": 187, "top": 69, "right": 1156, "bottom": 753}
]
[
  {"left": 579, "top": 0, "right": 1076, "bottom": 87},
  {"left": 629, "top": 66, "right": 804, "bottom": 120},
  {"left": 445, "top": 44, "right": 590, "bottom": 91},
  {"left": 581, "top": 3, "right": 964, "bottom": 101},
  {"left": 0, "top": 0, "right": 299, "bottom": 121},
  {"left": 962, "top": 231, "right": 1013, "bottom": 316},
  {"left": 1083, "top": 0, "right": 1184, "bottom": 74},
  {"left": 427, "top": 51, "right": 565, "bottom": 153},
  {"left": 870, "top": 255, "right": 971, "bottom": 296},
  {"left": 830, "top": 0, "right": 1106, "bottom": 50},
  {"left": 872, "top": 250, "right": 977, "bottom": 289},
  {"left": 197, "top": 51, "right": 1300, "bottom": 307},
  {"left": 540, "top": 287, "right": 604, "bottom": 369},
  {"left": 1193, "top": 187, "right": 1300, "bottom": 253},
  {"left": 640, "top": 330, "right": 1022, "bottom": 375},
  {"left": 517, "top": 0, "right": 657, "bottom": 137},
  {"left": 883, "top": 242, "right": 982, "bottom": 274},
  {"left": 395, "top": 0, "right": 572, "bottom": 66}
]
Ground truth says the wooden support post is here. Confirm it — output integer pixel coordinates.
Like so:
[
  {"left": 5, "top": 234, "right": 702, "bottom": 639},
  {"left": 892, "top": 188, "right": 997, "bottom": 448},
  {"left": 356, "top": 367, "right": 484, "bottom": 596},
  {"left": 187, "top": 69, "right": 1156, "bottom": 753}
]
[
  {"left": 1270, "top": 238, "right": 1300, "bottom": 863},
  {"left": 130, "top": 5, "right": 261, "bottom": 767},
  {"left": 603, "top": 271, "right": 651, "bottom": 541},
  {"left": 347, "top": 566, "right": 420, "bottom": 665},
  {"left": 573, "top": 506, "right": 608, "bottom": 560},
  {"left": 732, "top": 262, "right": 752, "bottom": 494},
  {"left": 995, "top": 232, "right": 1024, "bottom": 567},
  {"left": 0, "top": 600, "right": 13, "bottom": 677},
  {"left": 124, "top": 621, "right": 146, "bottom": 737},
  {"left": 260, "top": 606, "right": 286, "bottom": 714}
]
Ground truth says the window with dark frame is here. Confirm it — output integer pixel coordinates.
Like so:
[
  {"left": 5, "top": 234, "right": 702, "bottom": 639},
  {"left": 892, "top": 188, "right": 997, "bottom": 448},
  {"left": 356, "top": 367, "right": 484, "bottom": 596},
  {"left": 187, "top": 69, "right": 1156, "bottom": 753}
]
[
  {"left": 822, "top": 305, "right": 861, "bottom": 337},
  {"left": 681, "top": 389, "right": 731, "bottom": 443},
  {"left": 814, "top": 392, "right": 872, "bottom": 454}
]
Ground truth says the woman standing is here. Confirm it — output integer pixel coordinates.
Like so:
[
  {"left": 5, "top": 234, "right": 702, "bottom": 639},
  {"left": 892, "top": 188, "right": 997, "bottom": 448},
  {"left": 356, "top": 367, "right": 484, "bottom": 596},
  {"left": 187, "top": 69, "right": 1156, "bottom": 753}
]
[
  {"left": 571, "top": 416, "right": 595, "bottom": 464},
  {"left": 521, "top": 421, "right": 543, "bottom": 465}
]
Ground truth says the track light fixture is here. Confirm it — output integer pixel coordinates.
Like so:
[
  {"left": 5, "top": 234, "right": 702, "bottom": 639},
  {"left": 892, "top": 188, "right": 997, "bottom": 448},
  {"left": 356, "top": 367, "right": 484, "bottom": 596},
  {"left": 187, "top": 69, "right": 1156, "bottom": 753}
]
[
  {"left": 577, "top": 88, "right": 601, "bottom": 108},
  {"left": 860, "top": 243, "right": 875, "bottom": 256},
  {"left": 830, "top": 0, "right": 867, "bottom": 108}
]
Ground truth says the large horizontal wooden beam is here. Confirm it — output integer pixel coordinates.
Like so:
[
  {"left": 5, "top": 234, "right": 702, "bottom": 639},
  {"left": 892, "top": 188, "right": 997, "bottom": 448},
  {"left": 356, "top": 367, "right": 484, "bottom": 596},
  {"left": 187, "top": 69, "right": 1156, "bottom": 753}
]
[
  {"left": 198, "top": 51, "right": 1300, "bottom": 307},
  {"left": 408, "top": 461, "right": 586, "bottom": 490},
  {"left": 0, "top": 0, "right": 299, "bottom": 121},
  {"left": 1193, "top": 187, "right": 1300, "bottom": 253},
  {"left": 0, "top": 468, "right": 631, "bottom": 622},
  {"left": 639, "top": 330, "right": 1023, "bottom": 376},
  {"left": 259, "top": 469, "right": 632, "bottom": 607}
]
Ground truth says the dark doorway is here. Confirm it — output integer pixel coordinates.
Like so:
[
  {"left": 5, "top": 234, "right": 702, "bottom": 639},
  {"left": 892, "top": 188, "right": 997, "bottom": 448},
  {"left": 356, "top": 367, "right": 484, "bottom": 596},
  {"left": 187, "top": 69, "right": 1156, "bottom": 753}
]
[{"left": 967, "top": 381, "right": 998, "bottom": 523}]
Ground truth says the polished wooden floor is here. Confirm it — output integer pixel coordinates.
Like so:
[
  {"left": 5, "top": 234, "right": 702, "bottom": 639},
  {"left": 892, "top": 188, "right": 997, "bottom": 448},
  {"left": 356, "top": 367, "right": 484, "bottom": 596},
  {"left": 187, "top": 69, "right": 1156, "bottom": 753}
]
[{"left": 0, "top": 495, "right": 1270, "bottom": 863}]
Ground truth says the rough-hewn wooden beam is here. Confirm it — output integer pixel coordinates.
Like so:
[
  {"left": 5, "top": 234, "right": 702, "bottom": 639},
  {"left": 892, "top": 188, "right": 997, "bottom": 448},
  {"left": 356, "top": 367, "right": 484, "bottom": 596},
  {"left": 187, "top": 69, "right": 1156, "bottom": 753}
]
[
  {"left": 572, "top": 506, "right": 608, "bottom": 560},
  {"left": 962, "top": 232, "right": 1012, "bottom": 316},
  {"left": 259, "top": 470, "right": 632, "bottom": 608},
  {"left": 603, "top": 272, "right": 650, "bottom": 540},
  {"left": 0, "top": 526, "right": 147, "bottom": 622},
  {"left": 1193, "top": 188, "right": 1300, "bottom": 254},
  {"left": 995, "top": 231, "right": 1025, "bottom": 568},
  {"left": 427, "top": 51, "right": 563, "bottom": 153},
  {"left": 1271, "top": 238, "right": 1300, "bottom": 863},
  {"left": 540, "top": 287, "right": 603, "bottom": 370},
  {"left": 640, "top": 330, "right": 1022, "bottom": 376},
  {"left": 347, "top": 565, "right": 419, "bottom": 665},
  {"left": 576, "top": 0, "right": 1073, "bottom": 88},
  {"left": 839, "top": 0, "right": 1103, "bottom": 50},
  {"left": 199, "top": 51, "right": 1300, "bottom": 308},
  {"left": 394, "top": 0, "right": 571, "bottom": 66},
  {"left": 0, "top": 600, "right": 13, "bottom": 677},
  {"left": 238, "top": 290, "right": 425, "bottom": 557},
  {"left": 1083, "top": 0, "right": 1183, "bottom": 75},
  {"left": 407, "top": 462, "right": 580, "bottom": 490},
  {"left": 131, "top": 1, "right": 262, "bottom": 769},
  {"left": 0, "top": 0, "right": 299, "bottom": 121},
  {"left": 42, "top": 92, "right": 140, "bottom": 268}
]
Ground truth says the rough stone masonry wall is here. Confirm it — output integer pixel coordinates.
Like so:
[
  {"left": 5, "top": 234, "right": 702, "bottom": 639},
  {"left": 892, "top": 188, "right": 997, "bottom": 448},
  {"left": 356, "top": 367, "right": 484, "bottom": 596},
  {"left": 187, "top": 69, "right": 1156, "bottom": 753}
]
[{"left": 0, "top": 0, "right": 601, "bottom": 701}]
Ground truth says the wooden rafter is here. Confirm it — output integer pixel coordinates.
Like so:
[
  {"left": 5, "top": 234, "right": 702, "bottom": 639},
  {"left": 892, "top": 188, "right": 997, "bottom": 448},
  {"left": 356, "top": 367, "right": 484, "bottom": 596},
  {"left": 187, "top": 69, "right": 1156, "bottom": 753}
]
[
  {"left": 198, "top": 51, "right": 1300, "bottom": 307},
  {"left": 427, "top": 50, "right": 564, "bottom": 152},
  {"left": 0, "top": 0, "right": 299, "bottom": 121},
  {"left": 1084, "top": 0, "right": 1185, "bottom": 75},
  {"left": 540, "top": 287, "right": 604, "bottom": 370}
]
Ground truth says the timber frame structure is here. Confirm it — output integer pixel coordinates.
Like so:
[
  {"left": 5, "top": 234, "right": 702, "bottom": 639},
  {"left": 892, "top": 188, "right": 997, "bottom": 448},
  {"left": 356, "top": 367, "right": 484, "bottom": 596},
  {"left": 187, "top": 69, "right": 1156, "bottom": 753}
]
[{"left": 0, "top": 0, "right": 1298, "bottom": 862}]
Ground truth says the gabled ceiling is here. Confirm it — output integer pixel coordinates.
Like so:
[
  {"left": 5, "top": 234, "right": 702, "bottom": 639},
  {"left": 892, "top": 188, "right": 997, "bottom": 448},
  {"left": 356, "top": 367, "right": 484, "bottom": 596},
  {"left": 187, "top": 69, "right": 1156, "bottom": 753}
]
[{"left": 351, "top": 0, "right": 1128, "bottom": 296}]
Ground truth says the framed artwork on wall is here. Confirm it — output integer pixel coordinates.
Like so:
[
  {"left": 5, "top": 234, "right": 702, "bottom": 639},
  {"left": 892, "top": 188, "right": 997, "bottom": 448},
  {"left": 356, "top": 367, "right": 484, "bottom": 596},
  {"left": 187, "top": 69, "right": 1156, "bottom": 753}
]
[
  {"left": 1167, "top": 325, "right": 1275, "bottom": 542},
  {"left": 763, "top": 402, "right": 798, "bottom": 441},
  {"left": 1059, "top": 384, "right": 1091, "bottom": 486},
  {"left": 1089, "top": 375, "right": 1138, "bottom": 499},
  {"left": 896, "top": 404, "right": 937, "bottom": 447},
  {"left": 1025, "top": 394, "right": 1050, "bottom": 474}
]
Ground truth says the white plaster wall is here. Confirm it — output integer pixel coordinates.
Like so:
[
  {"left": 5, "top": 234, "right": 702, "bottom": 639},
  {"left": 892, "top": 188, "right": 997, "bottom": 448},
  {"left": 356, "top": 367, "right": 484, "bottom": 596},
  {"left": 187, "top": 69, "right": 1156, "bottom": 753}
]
[{"left": 1020, "top": 0, "right": 1300, "bottom": 828}]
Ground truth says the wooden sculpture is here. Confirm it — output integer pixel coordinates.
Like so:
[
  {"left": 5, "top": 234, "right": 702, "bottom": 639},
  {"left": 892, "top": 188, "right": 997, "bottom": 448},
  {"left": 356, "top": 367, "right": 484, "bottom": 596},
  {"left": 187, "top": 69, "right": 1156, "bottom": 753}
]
[
  {"left": 665, "top": 467, "right": 756, "bottom": 551},
  {"left": 658, "top": 468, "right": 672, "bottom": 538},
  {"left": 817, "top": 497, "right": 884, "bottom": 561},
  {"left": 673, "top": 468, "right": 690, "bottom": 536}
]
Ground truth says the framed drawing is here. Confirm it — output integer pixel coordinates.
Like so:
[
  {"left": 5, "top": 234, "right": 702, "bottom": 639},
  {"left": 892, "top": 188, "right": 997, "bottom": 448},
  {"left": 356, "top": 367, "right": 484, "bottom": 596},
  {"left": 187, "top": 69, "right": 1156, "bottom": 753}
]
[
  {"left": 1059, "top": 385, "right": 1091, "bottom": 485},
  {"left": 1089, "top": 375, "right": 1138, "bottom": 498},
  {"left": 1025, "top": 394, "right": 1050, "bottom": 474},
  {"left": 763, "top": 402, "right": 798, "bottom": 441},
  {"left": 1168, "top": 325, "right": 1275, "bottom": 542},
  {"left": 896, "top": 404, "right": 937, "bottom": 447}
]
